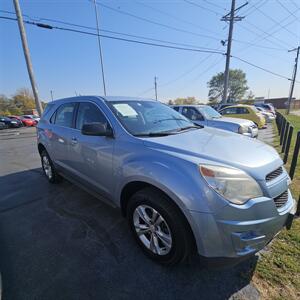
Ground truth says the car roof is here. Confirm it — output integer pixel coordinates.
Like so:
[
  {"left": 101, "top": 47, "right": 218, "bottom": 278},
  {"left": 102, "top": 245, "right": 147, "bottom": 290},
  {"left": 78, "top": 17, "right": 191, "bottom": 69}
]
[
  {"left": 221, "top": 104, "right": 254, "bottom": 109},
  {"left": 50, "top": 95, "right": 156, "bottom": 105},
  {"left": 171, "top": 104, "right": 207, "bottom": 107}
]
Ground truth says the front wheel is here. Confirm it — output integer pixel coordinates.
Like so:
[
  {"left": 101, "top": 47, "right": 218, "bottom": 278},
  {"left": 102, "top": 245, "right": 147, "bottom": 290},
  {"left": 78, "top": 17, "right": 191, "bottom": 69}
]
[{"left": 127, "top": 187, "right": 195, "bottom": 265}]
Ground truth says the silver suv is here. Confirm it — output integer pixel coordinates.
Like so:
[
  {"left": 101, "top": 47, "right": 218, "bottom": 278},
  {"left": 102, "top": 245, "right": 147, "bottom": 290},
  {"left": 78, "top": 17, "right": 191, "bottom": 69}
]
[
  {"left": 37, "top": 96, "right": 295, "bottom": 266},
  {"left": 171, "top": 105, "right": 258, "bottom": 138}
]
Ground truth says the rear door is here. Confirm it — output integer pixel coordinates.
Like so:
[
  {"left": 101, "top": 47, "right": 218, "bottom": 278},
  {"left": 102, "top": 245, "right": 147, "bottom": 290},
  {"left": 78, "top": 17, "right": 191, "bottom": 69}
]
[
  {"left": 49, "top": 102, "right": 77, "bottom": 170},
  {"left": 68, "top": 101, "right": 115, "bottom": 199}
]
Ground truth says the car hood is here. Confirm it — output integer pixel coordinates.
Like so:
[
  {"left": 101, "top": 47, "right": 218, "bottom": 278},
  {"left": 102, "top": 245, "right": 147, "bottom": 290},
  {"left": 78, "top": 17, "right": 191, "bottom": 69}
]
[
  {"left": 142, "top": 127, "right": 281, "bottom": 180},
  {"left": 214, "top": 117, "right": 255, "bottom": 126}
]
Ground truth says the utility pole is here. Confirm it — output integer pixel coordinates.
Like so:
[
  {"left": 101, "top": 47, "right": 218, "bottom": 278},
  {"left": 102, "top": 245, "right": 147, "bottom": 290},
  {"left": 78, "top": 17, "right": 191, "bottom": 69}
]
[
  {"left": 154, "top": 76, "right": 158, "bottom": 101},
  {"left": 50, "top": 90, "right": 54, "bottom": 102},
  {"left": 221, "top": 1, "right": 248, "bottom": 103},
  {"left": 286, "top": 46, "right": 299, "bottom": 115},
  {"left": 92, "top": 0, "right": 107, "bottom": 96},
  {"left": 13, "top": 0, "right": 43, "bottom": 116}
]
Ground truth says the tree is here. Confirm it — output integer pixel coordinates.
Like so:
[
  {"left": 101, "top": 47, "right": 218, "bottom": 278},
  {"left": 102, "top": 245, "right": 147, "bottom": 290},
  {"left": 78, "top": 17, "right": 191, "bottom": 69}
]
[
  {"left": 12, "top": 88, "right": 36, "bottom": 112},
  {"left": 168, "top": 97, "right": 198, "bottom": 105},
  {"left": 207, "top": 69, "right": 249, "bottom": 103}
]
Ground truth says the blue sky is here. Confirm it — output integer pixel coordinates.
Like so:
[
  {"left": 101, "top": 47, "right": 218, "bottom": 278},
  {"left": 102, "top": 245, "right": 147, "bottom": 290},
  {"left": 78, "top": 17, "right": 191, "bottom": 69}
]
[{"left": 1, "top": 0, "right": 300, "bottom": 103}]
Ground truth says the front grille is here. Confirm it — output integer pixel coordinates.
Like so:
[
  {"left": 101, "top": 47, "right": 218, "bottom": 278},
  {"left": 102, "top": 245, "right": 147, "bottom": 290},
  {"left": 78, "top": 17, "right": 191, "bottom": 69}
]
[
  {"left": 266, "top": 167, "right": 283, "bottom": 182},
  {"left": 273, "top": 191, "right": 288, "bottom": 208}
]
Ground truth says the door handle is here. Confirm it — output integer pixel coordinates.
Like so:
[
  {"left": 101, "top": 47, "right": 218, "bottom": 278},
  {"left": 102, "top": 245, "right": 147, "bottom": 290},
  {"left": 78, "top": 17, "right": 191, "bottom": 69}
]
[{"left": 71, "top": 137, "right": 78, "bottom": 145}]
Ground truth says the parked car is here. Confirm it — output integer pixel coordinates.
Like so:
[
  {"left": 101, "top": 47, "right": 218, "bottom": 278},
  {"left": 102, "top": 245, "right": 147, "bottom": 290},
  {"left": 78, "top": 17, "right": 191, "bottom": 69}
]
[
  {"left": 213, "top": 103, "right": 233, "bottom": 112},
  {"left": 37, "top": 96, "right": 295, "bottom": 266},
  {"left": 256, "top": 107, "right": 275, "bottom": 123},
  {"left": 22, "top": 114, "right": 40, "bottom": 123},
  {"left": 255, "top": 103, "right": 276, "bottom": 116},
  {"left": 0, "top": 116, "right": 22, "bottom": 128},
  {"left": 0, "top": 121, "right": 7, "bottom": 130},
  {"left": 219, "top": 105, "right": 266, "bottom": 129},
  {"left": 8, "top": 115, "right": 37, "bottom": 127},
  {"left": 171, "top": 105, "right": 258, "bottom": 138}
]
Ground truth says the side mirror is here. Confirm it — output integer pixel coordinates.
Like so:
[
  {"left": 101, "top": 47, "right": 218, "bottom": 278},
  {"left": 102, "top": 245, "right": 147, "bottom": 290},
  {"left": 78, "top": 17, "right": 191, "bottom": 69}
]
[{"left": 81, "top": 123, "right": 113, "bottom": 137}]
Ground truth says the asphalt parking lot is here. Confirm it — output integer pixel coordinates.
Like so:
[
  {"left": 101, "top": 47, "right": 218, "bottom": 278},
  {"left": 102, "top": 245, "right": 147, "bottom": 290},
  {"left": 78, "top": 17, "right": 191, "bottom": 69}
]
[{"left": 0, "top": 127, "right": 261, "bottom": 300}]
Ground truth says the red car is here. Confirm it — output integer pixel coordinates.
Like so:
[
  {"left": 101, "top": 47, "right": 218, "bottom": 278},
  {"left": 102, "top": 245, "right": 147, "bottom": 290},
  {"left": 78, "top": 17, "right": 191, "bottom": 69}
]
[{"left": 8, "top": 115, "right": 37, "bottom": 127}]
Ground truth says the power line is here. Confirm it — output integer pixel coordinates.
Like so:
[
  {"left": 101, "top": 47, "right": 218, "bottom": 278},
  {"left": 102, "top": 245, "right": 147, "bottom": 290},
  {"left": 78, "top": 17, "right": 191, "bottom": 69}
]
[
  {"left": 0, "top": 9, "right": 222, "bottom": 51},
  {"left": 2, "top": 13, "right": 297, "bottom": 85},
  {"left": 203, "top": 0, "right": 226, "bottom": 12},
  {"left": 276, "top": 0, "right": 300, "bottom": 22},
  {"left": 231, "top": 55, "right": 297, "bottom": 81},
  {"left": 3, "top": 8, "right": 290, "bottom": 55},
  {"left": 0, "top": 16, "right": 225, "bottom": 55},
  {"left": 183, "top": 0, "right": 223, "bottom": 16},
  {"left": 134, "top": 1, "right": 222, "bottom": 37},
  {"left": 94, "top": 1, "right": 221, "bottom": 41},
  {"left": 252, "top": 2, "right": 299, "bottom": 39}
]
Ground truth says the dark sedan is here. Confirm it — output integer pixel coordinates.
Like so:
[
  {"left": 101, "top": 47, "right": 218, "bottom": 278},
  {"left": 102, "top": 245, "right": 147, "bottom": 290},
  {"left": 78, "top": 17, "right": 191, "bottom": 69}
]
[{"left": 0, "top": 116, "right": 23, "bottom": 128}]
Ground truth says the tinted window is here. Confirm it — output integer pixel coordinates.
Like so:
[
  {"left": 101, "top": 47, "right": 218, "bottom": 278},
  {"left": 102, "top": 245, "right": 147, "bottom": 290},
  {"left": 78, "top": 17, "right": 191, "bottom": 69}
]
[
  {"left": 182, "top": 107, "right": 204, "bottom": 121},
  {"left": 236, "top": 107, "right": 249, "bottom": 114},
  {"left": 220, "top": 107, "right": 237, "bottom": 115},
  {"left": 76, "top": 102, "right": 108, "bottom": 130},
  {"left": 172, "top": 106, "right": 180, "bottom": 112},
  {"left": 54, "top": 103, "right": 76, "bottom": 127}
]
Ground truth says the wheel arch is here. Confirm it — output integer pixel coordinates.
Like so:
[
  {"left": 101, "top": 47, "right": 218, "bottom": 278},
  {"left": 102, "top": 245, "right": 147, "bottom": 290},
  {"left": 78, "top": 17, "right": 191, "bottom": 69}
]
[{"left": 120, "top": 180, "right": 198, "bottom": 253}]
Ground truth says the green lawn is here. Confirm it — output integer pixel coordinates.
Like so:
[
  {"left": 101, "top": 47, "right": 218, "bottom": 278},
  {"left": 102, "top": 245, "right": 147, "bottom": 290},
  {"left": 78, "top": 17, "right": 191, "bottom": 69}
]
[{"left": 253, "top": 110, "right": 300, "bottom": 299}]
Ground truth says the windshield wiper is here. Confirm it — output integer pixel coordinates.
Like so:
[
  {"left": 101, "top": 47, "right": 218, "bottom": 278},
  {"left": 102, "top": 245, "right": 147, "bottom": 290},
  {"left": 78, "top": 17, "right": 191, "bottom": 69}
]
[
  {"left": 179, "top": 124, "right": 203, "bottom": 131},
  {"left": 134, "top": 131, "right": 179, "bottom": 137},
  {"left": 153, "top": 118, "right": 190, "bottom": 124}
]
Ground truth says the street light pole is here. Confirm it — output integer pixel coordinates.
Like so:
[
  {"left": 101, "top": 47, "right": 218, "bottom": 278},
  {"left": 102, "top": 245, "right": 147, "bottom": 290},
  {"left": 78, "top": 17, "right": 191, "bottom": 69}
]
[{"left": 13, "top": 0, "right": 43, "bottom": 116}]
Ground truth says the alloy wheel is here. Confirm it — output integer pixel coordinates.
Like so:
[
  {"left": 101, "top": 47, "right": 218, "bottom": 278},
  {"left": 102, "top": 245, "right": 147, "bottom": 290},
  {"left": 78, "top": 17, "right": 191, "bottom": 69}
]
[
  {"left": 133, "top": 205, "right": 172, "bottom": 255},
  {"left": 42, "top": 155, "right": 52, "bottom": 179}
]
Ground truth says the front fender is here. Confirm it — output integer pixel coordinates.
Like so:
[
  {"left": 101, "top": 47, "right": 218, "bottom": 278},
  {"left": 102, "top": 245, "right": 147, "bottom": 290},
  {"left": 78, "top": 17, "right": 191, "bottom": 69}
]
[{"left": 115, "top": 156, "right": 226, "bottom": 214}]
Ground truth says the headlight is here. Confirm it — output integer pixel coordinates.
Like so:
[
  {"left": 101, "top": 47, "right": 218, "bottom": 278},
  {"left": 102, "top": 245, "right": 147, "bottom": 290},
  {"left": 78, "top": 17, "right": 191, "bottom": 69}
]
[
  {"left": 199, "top": 165, "right": 263, "bottom": 205},
  {"left": 238, "top": 125, "right": 249, "bottom": 134}
]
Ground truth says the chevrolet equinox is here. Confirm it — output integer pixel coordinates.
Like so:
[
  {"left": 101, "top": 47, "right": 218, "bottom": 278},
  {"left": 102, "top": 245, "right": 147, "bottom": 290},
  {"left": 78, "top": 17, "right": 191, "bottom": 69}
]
[{"left": 37, "top": 96, "right": 295, "bottom": 266}]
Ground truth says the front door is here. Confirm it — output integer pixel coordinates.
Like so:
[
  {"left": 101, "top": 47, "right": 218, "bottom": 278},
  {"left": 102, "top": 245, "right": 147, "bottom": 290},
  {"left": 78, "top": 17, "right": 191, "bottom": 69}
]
[{"left": 68, "top": 101, "right": 115, "bottom": 199}]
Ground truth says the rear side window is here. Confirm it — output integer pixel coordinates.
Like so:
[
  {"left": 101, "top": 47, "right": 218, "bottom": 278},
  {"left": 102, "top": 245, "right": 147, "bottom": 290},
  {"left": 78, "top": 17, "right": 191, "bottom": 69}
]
[
  {"left": 237, "top": 107, "right": 249, "bottom": 114},
  {"left": 54, "top": 103, "right": 76, "bottom": 128},
  {"left": 76, "top": 102, "right": 108, "bottom": 130},
  {"left": 172, "top": 106, "right": 180, "bottom": 112},
  {"left": 182, "top": 107, "right": 204, "bottom": 121},
  {"left": 221, "top": 107, "right": 237, "bottom": 115}
]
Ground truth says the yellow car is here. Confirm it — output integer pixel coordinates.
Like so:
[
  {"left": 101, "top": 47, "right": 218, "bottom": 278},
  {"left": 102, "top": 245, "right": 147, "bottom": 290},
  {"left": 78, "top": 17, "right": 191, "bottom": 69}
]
[{"left": 219, "top": 104, "right": 266, "bottom": 129}]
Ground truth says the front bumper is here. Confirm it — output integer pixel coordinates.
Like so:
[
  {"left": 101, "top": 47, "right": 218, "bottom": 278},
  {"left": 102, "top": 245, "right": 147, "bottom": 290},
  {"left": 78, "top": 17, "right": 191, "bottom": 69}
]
[{"left": 190, "top": 189, "right": 296, "bottom": 260}]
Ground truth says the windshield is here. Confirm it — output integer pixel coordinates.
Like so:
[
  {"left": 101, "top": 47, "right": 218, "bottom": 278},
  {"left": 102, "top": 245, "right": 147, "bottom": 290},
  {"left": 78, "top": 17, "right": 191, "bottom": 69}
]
[
  {"left": 197, "top": 106, "right": 221, "bottom": 119},
  {"left": 108, "top": 100, "right": 197, "bottom": 136}
]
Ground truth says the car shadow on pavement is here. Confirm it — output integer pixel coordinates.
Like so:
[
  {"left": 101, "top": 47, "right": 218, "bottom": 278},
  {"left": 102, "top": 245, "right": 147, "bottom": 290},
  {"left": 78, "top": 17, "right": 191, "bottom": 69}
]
[{"left": 0, "top": 168, "right": 258, "bottom": 300}]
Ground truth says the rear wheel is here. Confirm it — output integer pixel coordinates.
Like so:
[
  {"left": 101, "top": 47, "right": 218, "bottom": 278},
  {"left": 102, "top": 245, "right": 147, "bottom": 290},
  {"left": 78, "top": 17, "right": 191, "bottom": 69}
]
[
  {"left": 40, "top": 150, "right": 61, "bottom": 183},
  {"left": 127, "top": 187, "right": 194, "bottom": 265}
]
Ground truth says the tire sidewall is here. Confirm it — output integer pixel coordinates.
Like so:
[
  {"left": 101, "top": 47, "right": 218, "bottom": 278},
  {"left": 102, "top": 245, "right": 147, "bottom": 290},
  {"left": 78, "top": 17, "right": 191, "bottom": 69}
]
[
  {"left": 127, "top": 189, "right": 189, "bottom": 265},
  {"left": 41, "top": 150, "right": 56, "bottom": 183}
]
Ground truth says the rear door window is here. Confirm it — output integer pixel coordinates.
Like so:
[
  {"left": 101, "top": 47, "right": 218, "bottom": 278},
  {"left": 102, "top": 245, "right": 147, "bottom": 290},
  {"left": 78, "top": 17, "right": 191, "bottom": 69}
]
[
  {"left": 221, "top": 107, "right": 237, "bottom": 115},
  {"left": 54, "top": 103, "right": 76, "bottom": 128}
]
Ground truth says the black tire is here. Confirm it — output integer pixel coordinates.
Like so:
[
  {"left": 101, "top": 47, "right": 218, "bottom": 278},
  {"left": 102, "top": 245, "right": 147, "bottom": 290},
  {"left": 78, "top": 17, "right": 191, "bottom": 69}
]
[
  {"left": 127, "top": 187, "right": 195, "bottom": 266},
  {"left": 40, "top": 150, "right": 61, "bottom": 183}
]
